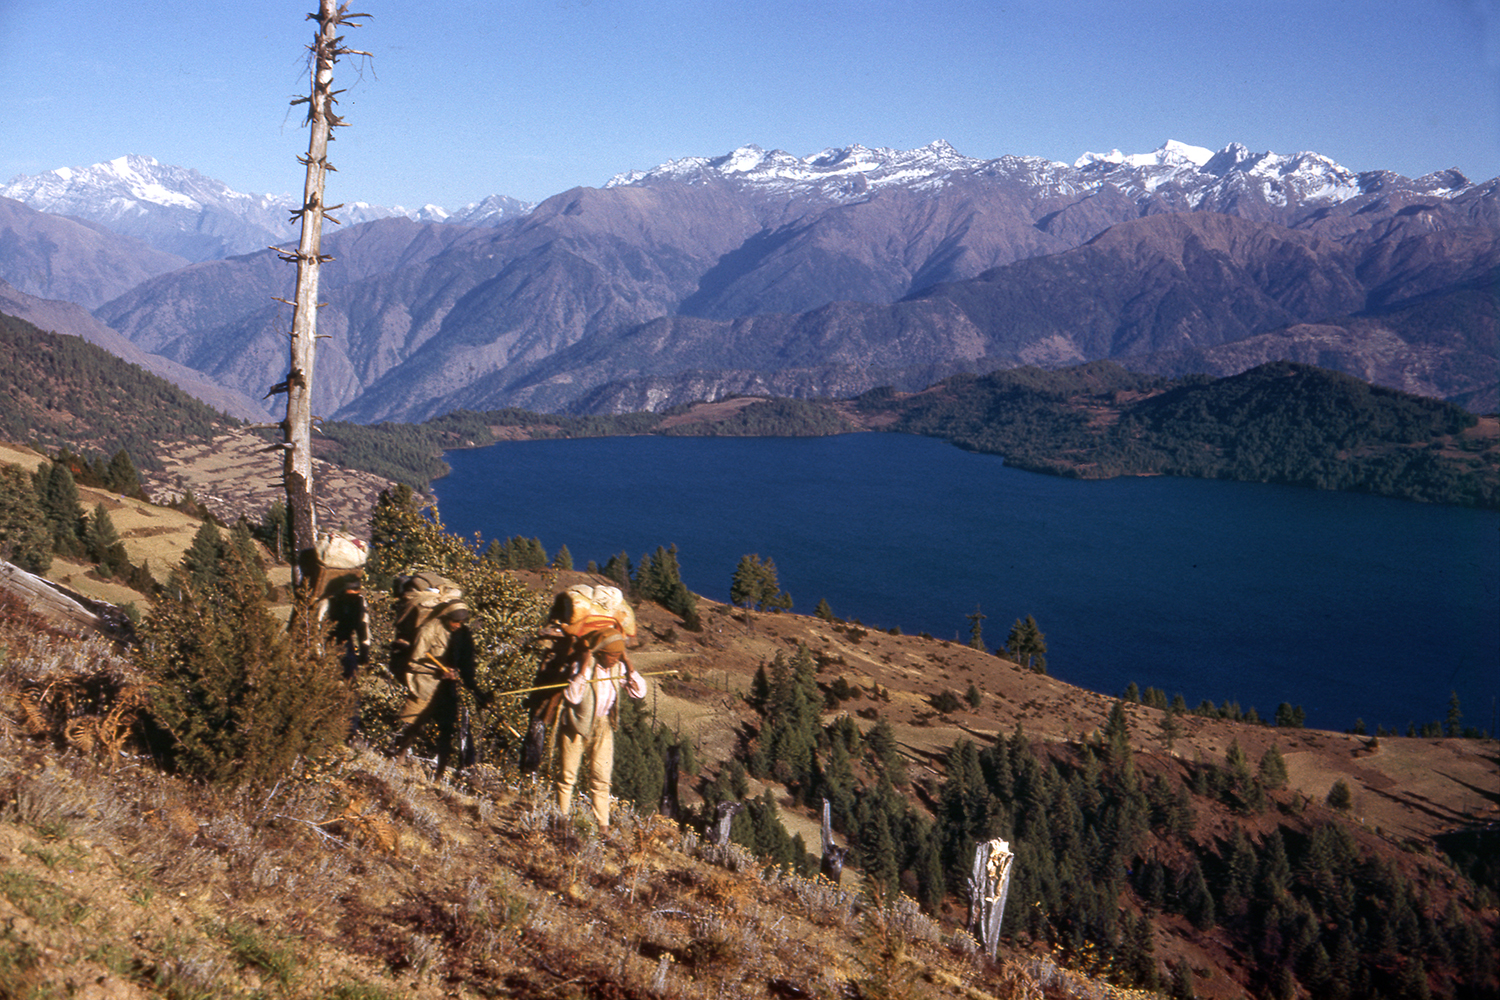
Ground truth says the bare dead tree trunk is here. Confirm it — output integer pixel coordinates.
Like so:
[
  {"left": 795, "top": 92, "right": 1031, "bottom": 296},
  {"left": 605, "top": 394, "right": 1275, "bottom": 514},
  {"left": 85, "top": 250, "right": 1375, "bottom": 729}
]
[
  {"left": 967, "top": 837, "right": 1015, "bottom": 960},
  {"left": 709, "top": 801, "right": 741, "bottom": 847},
  {"left": 277, "top": 1, "right": 368, "bottom": 587},
  {"left": 820, "top": 798, "right": 847, "bottom": 883}
]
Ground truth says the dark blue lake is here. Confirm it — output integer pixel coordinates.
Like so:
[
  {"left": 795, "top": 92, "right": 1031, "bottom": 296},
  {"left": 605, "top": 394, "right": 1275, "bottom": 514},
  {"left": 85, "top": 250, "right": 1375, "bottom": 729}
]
[{"left": 435, "top": 433, "right": 1499, "bottom": 734}]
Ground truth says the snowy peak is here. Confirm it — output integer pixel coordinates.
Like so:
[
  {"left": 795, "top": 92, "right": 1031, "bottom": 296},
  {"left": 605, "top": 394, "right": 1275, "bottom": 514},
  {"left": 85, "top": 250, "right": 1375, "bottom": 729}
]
[
  {"left": 603, "top": 137, "right": 1429, "bottom": 214},
  {"left": 605, "top": 139, "right": 994, "bottom": 198},
  {"left": 1, "top": 156, "right": 533, "bottom": 261},
  {"left": 1, "top": 155, "right": 302, "bottom": 260},
  {"left": 4, "top": 154, "right": 273, "bottom": 216},
  {"left": 1075, "top": 139, "right": 1215, "bottom": 170}
]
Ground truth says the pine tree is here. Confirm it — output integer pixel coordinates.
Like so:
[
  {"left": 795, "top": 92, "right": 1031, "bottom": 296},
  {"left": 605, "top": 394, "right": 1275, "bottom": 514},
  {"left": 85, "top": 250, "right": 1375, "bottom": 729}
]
[
  {"left": 1254, "top": 828, "right": 1292, "bottom": 912},
  {"left": 1119, "top": 910, "right": 1159, "bottom": 989},
  {"left": 611, "top": 694, "right": 667, "bottom": 812},
  {"left": 633, "top": 545, "right": 666, "bottom": 603},
  {"left": 748, "top": 647, "right": 821, "bottom": 793},
  {"left": 256, "top": 499, "right": 291, "bottom": 563},
  {"left": 1179, "top": 856, "right": 1217, "bottom": 930},
  {"left": 366, "top": 485, "right": 425, "bottom": 589},
  {"left": 936, "top": 739, "right": 990, "bottom": 890},
  {"left": 84, "top": 503, "right": 128, "bottom": 578},
  {"left": 602, "top": 551, "right": 633, "bottom": 593},
  {"left": 866, "top": 715, "right": 907, "bottom": 785},
  {"left": 1258, "top": 744, "right": 1289, "bottom": 790},
  {"left": 0, "top": 464, "right": 51, "bottom": 573},
  {"left": 861, "top": 797, "right": 900, "bottom": 896},
  {"left": 104, "top": 448, "right": 142, "bottom": 497},
  {"left": 1326, "top": 779, "right": 1353, "bottom": 812},
  {"left": 229, "top": 519, "right": 269, "bottom": 594},
  {"left": 1103, "top": 699, "right": 1132, "bottom": 774},
  {"left": 1222, "top": 826, "right": 1257, "bottom": 918},
  {"left": 1006, "top": 615, "right": 1048, "bottom": 673},
  {"left": 821, "top": 737, "right": 858, "bottom": 833},
  {"left": 38, "top": 461, "right": 85, "bottom": 556},
  {"left": 553, "top": 543, "right": 573, "bottom": 571},
  {"left": 912, "top": 821, "right": 945, "bottom": 912},
  {"left": 730, "top": 553, "right": 791, "bottom": 611},
  {"left": 815, "top": 597, "right": 834, "bottom": 621},
  {"left": 634, "top": 544, "right": 700, "bottom": 628},
  {"left": 966, "top": 603, "right": 985, "bottom": 650},
  {"left": 1444, "top": 691, "right": 1462, "bottom": 737},
  {"left": 181, "top": 520, "right": 227, "bottom": 595},
  {"left": 1159, "top": 704, "right": 1182, "bottom": 751},
  {"left": 730, "top": 554, "right": 759, "bottom": 608}
]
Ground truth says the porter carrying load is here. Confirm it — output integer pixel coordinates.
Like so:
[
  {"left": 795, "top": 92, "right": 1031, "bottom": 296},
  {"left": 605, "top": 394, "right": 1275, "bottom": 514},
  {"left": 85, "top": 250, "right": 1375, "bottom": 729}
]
[
  {"left": 303, "top": 531, "right": 371, "bottom": 676},
  {"left": 519, "top": 583, "right": 639, "bottom": 774},
  {"left": 389, "top": 571, "right": 464, "bottom": 683}
]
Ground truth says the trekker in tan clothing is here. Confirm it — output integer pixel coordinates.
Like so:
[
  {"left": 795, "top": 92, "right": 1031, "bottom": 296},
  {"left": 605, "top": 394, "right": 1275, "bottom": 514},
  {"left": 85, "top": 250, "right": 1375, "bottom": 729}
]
[
  {"left": 391, "top": 600, "right": 481, "bottom": 781},
  {"left": 555, "top": 628, "right": 647, "bottom": 830}
]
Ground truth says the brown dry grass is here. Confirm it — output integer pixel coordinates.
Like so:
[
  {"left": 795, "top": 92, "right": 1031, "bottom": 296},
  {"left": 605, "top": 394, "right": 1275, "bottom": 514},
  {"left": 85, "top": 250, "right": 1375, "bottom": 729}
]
[
  {"left": 1, "top": 554, "right": 1495, "bottom": 999},
  {"left": 0, "top": 604, "right": 1054, "bottom": 999}
]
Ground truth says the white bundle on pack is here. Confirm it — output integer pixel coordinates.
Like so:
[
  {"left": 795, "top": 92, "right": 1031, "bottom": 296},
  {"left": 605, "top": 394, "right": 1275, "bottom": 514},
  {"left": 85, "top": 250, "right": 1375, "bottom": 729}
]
[{"left": 316, "top": 531, "right": 369, "bottom": 569}]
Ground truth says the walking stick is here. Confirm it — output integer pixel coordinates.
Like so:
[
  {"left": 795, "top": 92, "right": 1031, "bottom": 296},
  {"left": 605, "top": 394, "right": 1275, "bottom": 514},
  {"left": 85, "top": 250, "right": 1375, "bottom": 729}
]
[{"left": 490, "top": 668, "right": 681, "bottom": 700}]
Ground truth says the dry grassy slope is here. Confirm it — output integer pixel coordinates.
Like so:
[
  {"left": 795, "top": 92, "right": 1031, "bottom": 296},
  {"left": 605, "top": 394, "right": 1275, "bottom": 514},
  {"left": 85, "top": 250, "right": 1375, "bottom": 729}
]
[
  {"left": 0, "top": 566, "right": 1491, "bottom": 1000},
  {"left": 2, "top": 431, "right": 384, "bottom": 610},
  {"left": 1, "top": 440, "right": 202, "bottom": 603},
  {"left": 0, "top": 566, "right": 1494, "bottom": 998},
  {"left": 0, "top": 745, "right": 1102, "bottom": 1000}
]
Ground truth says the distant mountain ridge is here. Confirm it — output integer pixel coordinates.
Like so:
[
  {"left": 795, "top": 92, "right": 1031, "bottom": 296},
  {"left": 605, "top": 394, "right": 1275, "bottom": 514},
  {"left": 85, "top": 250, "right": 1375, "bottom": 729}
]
[
  {"left": 2, "top": 141, "right": 1496, "bottom": 420},
  {"left": 607, "top": 138, "right": 1476, "bottom": 221},
  {"left": 0, "top": 154, "right": 534, "bottom": 262}
]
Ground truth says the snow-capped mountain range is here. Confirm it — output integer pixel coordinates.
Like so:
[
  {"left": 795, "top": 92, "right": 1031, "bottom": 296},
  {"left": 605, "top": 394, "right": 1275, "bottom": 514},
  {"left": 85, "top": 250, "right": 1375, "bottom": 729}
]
[
  {"left": 1, "top": 139, "right": 1495, "bottom": 421},
  {"left": 0, "top": 154, "right": 532, "bottom": 261},
  {"left": 608, "top": 138, "right": 1474, "bottom": 213},
  {"left": 3, "top": 141, "right": 1482, "bottom": 265}
]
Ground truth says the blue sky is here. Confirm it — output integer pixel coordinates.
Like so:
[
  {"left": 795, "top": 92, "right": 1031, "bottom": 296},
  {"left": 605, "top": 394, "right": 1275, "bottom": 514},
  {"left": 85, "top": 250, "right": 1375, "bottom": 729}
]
[{"left": 3, "top": 1, "right": 1496, "bottom": 209}]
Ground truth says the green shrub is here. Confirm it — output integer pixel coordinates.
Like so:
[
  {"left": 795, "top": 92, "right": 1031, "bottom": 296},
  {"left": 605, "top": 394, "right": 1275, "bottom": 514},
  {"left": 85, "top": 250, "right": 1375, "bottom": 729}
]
[{"left": 137, "top": 546, "right": 352, "bottom": 788}]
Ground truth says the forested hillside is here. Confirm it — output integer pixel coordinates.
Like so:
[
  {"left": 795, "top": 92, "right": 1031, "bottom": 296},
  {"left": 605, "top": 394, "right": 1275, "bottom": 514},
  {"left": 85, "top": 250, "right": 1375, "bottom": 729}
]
[
  {"left": 0, "top": 311, "right": 230, "bottom": 469},
  {"left": 312, "top": 399, "right": 855, "bottom": 488},
  {"left": 316, "top": 361, "right": 1498, "bottom": 509},
  {"left": 887, "top": 361, "right": 1498, "bottom": 508}
]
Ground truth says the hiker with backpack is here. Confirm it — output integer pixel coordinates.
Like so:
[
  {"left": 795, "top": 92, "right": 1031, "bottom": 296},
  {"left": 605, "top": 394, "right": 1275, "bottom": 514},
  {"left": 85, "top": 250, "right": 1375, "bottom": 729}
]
[
  {"left": 554, "top": 627, "right": 647, "bottom": 831},
  {"left": 303, "top": 531, "right": 371, "bottom": 678},
  {"left": 520, "top": 583, "right": 640, "bottom": 775},
  {"left": 389, "top": 573, "right": 488, "bottom": 781}
]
